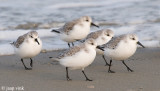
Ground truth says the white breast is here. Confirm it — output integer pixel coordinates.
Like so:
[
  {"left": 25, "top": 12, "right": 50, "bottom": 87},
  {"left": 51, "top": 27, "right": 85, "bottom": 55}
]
[
  {"left": 15, "top": 39, "right": 42, "bottom": 58},
  {"left": 96, "top": 36, "right": 108, "bottom": 46},
  {"left": 96, "top": 48, "right": 104, "bottom": 55}
]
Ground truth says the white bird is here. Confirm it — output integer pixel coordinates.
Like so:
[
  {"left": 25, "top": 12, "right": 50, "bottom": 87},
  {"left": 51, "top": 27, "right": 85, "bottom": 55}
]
[
  {"left": 86, "top": 29, "right": 114, "bottom": 66},
  {"left": 97, "top": 34, "right": 145, "bottom": 73},
  {"left": 11, "top": 31, "right": 42, "bottom": 70},
  {"left": 50, "top": 38, "right": 102, "bottom": 81},
  {"left": 51, "top": 16, "right": 99, "bottom": 47}
]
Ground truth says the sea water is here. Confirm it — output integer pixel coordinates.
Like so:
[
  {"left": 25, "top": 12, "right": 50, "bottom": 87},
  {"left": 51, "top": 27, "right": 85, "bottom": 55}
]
[{"left": 0, "top": 0, "right": 160, "bottom": 55}]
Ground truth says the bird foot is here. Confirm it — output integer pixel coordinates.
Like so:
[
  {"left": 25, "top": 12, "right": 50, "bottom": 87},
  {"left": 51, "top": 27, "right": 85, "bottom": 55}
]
[{"left": 108, "top": 70, "right": 115, "bottom": 73}]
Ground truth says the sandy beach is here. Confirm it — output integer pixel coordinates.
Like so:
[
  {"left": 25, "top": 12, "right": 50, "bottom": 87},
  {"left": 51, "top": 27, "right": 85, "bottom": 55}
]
[{"left": 0, "top": 48, "right": 160, "bottom": 91}]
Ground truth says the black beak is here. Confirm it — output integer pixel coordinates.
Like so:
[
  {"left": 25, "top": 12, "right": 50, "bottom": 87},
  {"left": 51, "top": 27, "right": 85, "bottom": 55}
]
[
  {"left": 137, "top": 41, "right": 145, "bottom": 48},
  {"left": 96, "top": 46, "right": 104, "bottom": 51},
  {"left": 51, "top": 29, "right": 60, "bottom": 33},
  {"left": 91, "top": 22, "right": 99, "bottom": 28},
  {"left": 35, "top": 38, "right": 40, "bottom": 45}
]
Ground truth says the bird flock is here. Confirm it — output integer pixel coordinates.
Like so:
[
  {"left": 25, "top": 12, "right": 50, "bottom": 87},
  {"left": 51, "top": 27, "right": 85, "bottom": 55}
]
[{"left": 11, "top": 16, "right": 145, "bottom": 81}]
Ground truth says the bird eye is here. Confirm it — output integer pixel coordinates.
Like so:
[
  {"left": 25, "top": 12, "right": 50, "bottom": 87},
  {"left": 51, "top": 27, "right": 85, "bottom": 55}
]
[
  {"left": 106, "top": 34, "right": 110, "bottom": 36},
  {"left": 91, "top": 43, "right": 94, "bottom": 45},
  {"left": 30, "top": 36, "right": 33, "bottom": 38},
  {"left": 132, "top": 38, "right": 135, "bottom": 40},
  {"left": 86, "top": 19, "right": 89, "bottom": 22}
]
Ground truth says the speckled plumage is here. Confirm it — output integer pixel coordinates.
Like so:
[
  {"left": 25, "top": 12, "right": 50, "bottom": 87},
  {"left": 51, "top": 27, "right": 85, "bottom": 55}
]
[
  {"left": 57, "top": 44, "right": 85, "bottom": 59},
  {"left": 59, "top": 16, "right": 91, "bottom": 35},
  {"left": 86, "top": 30, "right": 103, "bottom": 39},
  {"left": 86, "top": 29, "right": 113, "bottom": 40},
  {"left": 103, "top": 34, "right": 126, "bottom": 49},
  {"left": 13, "top": 34, "right": 27, "bottom": 48},
  {"left": 55, "top": 38, "right": 96, "bottom": 59},
  {"left": 60, "top": 20, "right": 78, "bottom": 35}
]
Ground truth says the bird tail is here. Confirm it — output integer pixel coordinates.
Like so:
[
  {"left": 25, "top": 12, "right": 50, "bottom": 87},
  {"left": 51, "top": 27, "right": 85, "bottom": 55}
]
[
  {"left": 10, "top": 42, "right": 15, "bottom": 46},
  {"left": 49, "top": 57, "right": 60, "bottom": 61},
  {"left": 51, "top": 29, "right": 60, "bottom": 33},
  {"left": 10, "top": 42, "right": 14, "bottom": 45}
]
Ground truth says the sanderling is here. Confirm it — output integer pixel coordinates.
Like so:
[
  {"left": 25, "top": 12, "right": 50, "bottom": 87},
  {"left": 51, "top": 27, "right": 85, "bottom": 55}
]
[
  {"left": 11, "top": 31, "right": 42, "bottom": 70},
  {"left": 97, "top": 34, "right": 145, "bottom": 73},
  {"left": 51, "top": 16, "right": 99, "bottom": 47},
  {"left": 50, "top": 38, "right": 102, "bottom": 81},
  {"left": 86, "top": 29, "right": 114, "bottom": 66}
]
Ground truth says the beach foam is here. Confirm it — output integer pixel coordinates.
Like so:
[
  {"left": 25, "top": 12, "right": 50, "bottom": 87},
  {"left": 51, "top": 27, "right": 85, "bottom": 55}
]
[
  {"left": 0, "top": 26, "right": 159, "bottom": 56},
  {"left": 0, "top": 0, "right": 160, "bottom": 55}
]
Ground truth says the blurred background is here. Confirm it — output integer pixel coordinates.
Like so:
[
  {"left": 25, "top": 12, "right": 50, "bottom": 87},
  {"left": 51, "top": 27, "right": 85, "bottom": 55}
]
[{"left": 0, "top": 0, "right": 160, "bottom": 55}]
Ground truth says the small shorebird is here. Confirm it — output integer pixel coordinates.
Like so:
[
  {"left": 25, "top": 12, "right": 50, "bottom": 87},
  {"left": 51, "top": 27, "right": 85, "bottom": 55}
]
[
  {"left": 51, "top": 16, "right": 99, "bottom": 47},
  {"left": 86, "top": 29, "right": 114, "bottom": 66},
  {"left": 97, "top": 34, "right": 145, "bottom": 73},
  {"left": 50, "top": 38, "right": 102, "bottom": 81},
  {"left": 11, "top": 31, "right": 42, "bottom": 70}
]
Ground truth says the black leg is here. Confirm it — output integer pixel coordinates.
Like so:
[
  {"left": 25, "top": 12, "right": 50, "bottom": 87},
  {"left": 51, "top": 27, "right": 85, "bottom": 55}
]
[
  {"left": 108, "top": 59, "right": 115, "bottom": 73},
  {"left": 66, "top": 67, "right": 71, "bottom": 81},
  {"left": 122, "top": 61, "right": 134, "bottom": 72},
  {"left": 68, "top": 43, "right": 70, "bottom": 48},
  {"left": 102, "top": 55, "right": 110, "bottom": 66},
  {"left": 72, "top": 42, "right": 74, "bottom": 46},
  {"left": 82, "top": 70, "right": 92, "bottom": 81},
  {"left": 21, "top": 59, "right": 32, "bottom": 70},
  {"left": 30, "top": 58, "right": 33, "bottom": 67}
]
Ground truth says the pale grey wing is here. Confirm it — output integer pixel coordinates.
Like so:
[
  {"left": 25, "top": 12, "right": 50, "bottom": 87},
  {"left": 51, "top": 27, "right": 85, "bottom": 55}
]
[
  {"left": 86, "top": 30, "right": 103, "bottom": 40},
  {"left": 57, "top": 46, "right": 81, "bottom": 59},
  {"left": 103, "top": 35, "right": 125, "bottom": 49},
  {"left": 86, "top": 32, "right": 99, "bottom": 39},
  {"left": 14, "top": 34, "right": 27, "bottom": 48},
  {"left": 62, "top": 20, "right": 78, "bottom": 35}
]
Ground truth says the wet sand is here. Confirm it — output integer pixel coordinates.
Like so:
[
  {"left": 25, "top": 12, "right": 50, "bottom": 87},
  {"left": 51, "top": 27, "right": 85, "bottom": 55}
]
[{"left": 0, "top": 48, "right": 160, "bottom": 91}]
